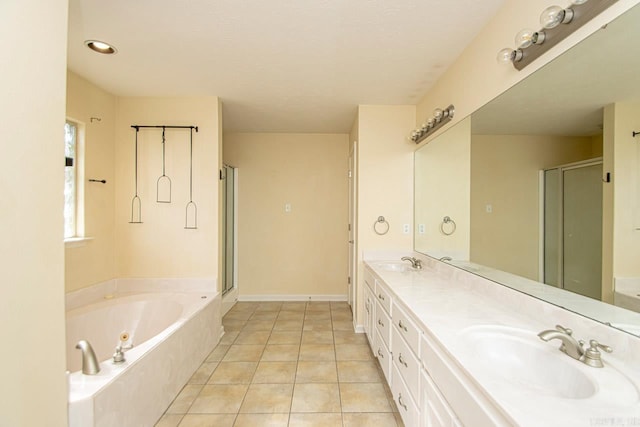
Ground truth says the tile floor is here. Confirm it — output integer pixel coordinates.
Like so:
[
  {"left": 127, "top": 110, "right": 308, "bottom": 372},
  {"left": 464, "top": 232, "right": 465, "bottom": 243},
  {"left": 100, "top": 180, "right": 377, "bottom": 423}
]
[{"left": 155, "top": 301, "right": 403, "bottom": 427}]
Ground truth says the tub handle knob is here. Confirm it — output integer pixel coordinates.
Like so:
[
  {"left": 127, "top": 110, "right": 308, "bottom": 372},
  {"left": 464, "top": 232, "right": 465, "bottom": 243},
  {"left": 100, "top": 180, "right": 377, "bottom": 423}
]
[{"left": 113, "top": 345, "right": 126, "bottom": 364}]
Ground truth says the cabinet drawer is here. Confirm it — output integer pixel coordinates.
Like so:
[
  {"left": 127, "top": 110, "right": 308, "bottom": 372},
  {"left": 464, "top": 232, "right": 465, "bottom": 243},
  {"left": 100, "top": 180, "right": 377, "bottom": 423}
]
[
  {"left": 391, "top": 363, "right": 419, "bottom": 427},
  {"left": 392, "top": 325, "right": 420, "bottom": 403},
  {"left": 375, "top": 302, "right": 391, "bottom": 349},
  {"left": 392, "top": 302, "right": 421, "bottom": 357},
  {"left": 364, "top": 268, "right": 375, "bottom": 293},
  {"left": 375, "top": 280, "right": 392, "bottom": 315},
  {"left": 375, "top": 329, "right": 392, "bottom": 384},
  {"left": 422, "top": 368, "right": 457, "bottom": 427}
]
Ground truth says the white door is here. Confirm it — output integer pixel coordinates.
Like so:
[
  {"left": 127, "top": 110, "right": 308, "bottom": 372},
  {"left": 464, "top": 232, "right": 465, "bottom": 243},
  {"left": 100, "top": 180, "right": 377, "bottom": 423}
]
[{"left": 348, "top": 141, "right": 357, "bottom": 311}]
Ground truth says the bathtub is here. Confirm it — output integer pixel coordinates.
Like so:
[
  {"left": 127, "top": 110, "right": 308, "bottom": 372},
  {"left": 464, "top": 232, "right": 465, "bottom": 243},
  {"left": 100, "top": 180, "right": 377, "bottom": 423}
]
[{"left": 66, "top": 279, "right": 222, "bottom": 427}]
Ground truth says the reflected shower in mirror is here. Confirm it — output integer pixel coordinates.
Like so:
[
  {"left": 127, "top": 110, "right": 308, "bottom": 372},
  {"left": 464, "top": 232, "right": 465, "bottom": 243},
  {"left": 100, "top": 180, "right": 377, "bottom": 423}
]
[{"left": 414, "top": 3, "right": 640, "bottom": 337}]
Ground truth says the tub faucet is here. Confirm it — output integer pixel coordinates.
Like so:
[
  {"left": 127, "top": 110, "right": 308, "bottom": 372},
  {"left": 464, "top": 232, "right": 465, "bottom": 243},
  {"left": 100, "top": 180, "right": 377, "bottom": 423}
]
[
  {"left": 75, "top": 340, "right": 101, "bottom": 375},
  {"left": 401, "top": 256, "right": 422, "bottom": 269},
  {"left": 538, "top": 325, "right": 584, "bottom": 360},
  {"left": 439, "top": 256, "right": 452, "bottom": 262}
]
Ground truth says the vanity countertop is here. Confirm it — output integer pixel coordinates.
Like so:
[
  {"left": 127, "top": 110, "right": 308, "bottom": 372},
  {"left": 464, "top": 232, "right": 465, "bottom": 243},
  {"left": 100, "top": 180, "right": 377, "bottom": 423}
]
[{"left": 364, "top": 257, "right": 640, "bottom": 427}]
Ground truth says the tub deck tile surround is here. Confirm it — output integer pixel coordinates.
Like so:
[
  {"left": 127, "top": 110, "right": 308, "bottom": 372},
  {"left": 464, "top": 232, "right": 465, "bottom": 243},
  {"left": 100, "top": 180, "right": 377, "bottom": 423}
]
[{"left": 156, "top": 301, "right": 403, "bottom": 427}]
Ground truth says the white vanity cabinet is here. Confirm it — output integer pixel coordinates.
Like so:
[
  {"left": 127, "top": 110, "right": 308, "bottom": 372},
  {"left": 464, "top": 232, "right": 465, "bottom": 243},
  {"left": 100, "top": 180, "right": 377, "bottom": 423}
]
[
  {"left": 374, "top": 278, "right": 393, "bottom": 383},
  {"left": 363, "top": 271, "right": 376, "bottom": 352}
]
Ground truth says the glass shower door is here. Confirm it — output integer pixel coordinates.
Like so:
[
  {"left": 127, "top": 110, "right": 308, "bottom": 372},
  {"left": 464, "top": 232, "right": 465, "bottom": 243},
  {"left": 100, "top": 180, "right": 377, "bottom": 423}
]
[{"left": 222, "top": 165, "right": 236, "bottom": 296}]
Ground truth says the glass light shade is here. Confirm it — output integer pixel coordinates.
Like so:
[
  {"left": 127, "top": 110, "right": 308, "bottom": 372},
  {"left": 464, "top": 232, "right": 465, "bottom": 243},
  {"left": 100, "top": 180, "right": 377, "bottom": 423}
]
[
  {"left": 497, "top": 48, "right": 515, "bottom": 64},
  {"left": 433, "top": 108, "right": 444, "bottom": 120},
  {"left": 515, "top": 29, "right": 536, "bottom": 49},
  {"left": 427, "top": 118, "right": 435, "bottom": 127},
  {"left": 572, "top": 0, "right": 589, "bottom": 4},
  {"left": 540, "top": 6, "right": 565, "bottom": 29}
]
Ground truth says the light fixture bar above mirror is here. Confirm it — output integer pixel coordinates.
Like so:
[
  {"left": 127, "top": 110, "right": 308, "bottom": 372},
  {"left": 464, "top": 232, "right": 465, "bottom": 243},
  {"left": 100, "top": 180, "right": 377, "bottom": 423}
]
[
  {"left": 410, "top": 105, "right": 455, "bottom": 144},
  {"left": 498, "top": 0, "right": 618, "bottom": 70}
]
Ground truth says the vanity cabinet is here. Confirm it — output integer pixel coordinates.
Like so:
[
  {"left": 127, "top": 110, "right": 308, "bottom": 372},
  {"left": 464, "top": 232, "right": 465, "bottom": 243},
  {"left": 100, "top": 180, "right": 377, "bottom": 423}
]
[
  {"left": 363, "top": 272, "right": 376, "bottom": 352},
  {"left": 374, "top": 277, "right": 393, "bottom": 384}
]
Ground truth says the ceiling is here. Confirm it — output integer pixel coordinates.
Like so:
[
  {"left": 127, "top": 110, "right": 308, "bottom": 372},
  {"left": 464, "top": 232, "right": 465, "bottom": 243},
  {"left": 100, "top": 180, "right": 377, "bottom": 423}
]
[
  {"left": 67, "top": 0, "right": 504, "bottom": 133},
  {"left": 471, "top": 3, "right": 640, "bottom": 136}
]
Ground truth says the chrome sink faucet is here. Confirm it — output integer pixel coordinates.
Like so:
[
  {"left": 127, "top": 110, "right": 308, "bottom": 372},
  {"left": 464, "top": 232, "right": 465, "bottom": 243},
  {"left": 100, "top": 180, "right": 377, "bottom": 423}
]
[
  {"left": 538, "top": 325, "right": 612, "bottom": 368},
  {"left": 401, "top": 256, "right": 422, "bottom": 269}
]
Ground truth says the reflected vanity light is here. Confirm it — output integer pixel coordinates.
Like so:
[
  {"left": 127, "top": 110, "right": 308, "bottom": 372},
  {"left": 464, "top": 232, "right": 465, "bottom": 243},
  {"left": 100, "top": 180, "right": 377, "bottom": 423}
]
[
  {"left": 497, "top": 0, "right": 617, "bottom": 70},
  {"left": 85, "top": 40, "right": 117, "bottom": 55},
  {"left": 409, "top": 105, "right": 455, "bottom": 144}
]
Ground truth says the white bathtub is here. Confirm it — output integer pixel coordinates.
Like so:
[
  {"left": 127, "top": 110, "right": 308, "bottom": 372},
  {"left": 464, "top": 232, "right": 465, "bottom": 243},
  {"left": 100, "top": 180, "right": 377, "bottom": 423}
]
[{"left": 66, "top": 279, "right": 222, "bottom": 427}]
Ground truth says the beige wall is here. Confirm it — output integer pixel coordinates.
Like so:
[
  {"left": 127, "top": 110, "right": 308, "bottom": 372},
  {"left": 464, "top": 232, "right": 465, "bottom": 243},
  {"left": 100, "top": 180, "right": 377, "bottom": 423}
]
[
  {"left": 65, "top": 71, "right": 117, "bottom": 292},
  {"left": 355, "top": 105, "right": 416, "bottom": 326},
  {"left": 606, "top": 103, "right": 640, "bottom": 293},
  {"left": 115, "top": 97, "right": 221, "bottom": 280},
  {"left": 415, "top": 117, "right": 471, "bottom": 260},
  {"left": 415, "top": 0, "right": 639, "bottom": 143},
  {"left": 0, "top": 0, "right": 69, "bottom": 425},
  {"left": 470, "top": 134, "right": 596, "bottom": 280},
  {"left": 224, "top": 133, "right": 349, "bottom": 298}
]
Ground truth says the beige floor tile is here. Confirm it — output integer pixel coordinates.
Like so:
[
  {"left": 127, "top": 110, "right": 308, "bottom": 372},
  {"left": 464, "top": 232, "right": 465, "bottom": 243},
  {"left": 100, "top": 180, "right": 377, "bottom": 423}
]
[
  {"left": 337, "top": 360, "right": 382, "bottom": 383},
  {"left": 223, "top": 311, "right": 253, "bottom": 321},
  {"left": 250, "top": 311, "right": 279, "bottom": 321},
  {"left": 188, "top": 362, "right": 219, "bottom": 384},
  {"left": 189, "top": 384, "right": 248, "bottom": 414},
  {"left": 239, "top": 383, "right": 294, "bottom": 413},
  {"left": 167, "top": 384, "right": 203, "bottom": 414},
  {"left": 295, "top": 361, "right": 337, "bottom": 383},
  {"left": 243, "top": 320, "right": 275, "bottom": 331},
  {"left": 273, "top": 319, "right": 304, "bottom": 331},
  {"left": 256, "top": 302, "right": 283, "bottom": 312},
  {"left": 234, "top": 330, "right": 272, "bottom": 345},
  {"left": 222, "top": 344, "right": 265, "bottom": 362},
  {"left": 233, "top": 413, "right": 289, "bottom": 427},
  {"left": 155, "top": 413, "right": 183, "bottom": 427},
  {"left": 280, "top": 302, "right": 307, "bottom": 311},
  {"left": 268, "top": 330, "right": 302, "bottom": 345},
  {"left": 304, "top": 312, "right": 332, "bottom": 322},
  {"left": 299, "top": 344, "right": 335, "bottom": 361},
  {"left": 301, "top": 330, "right": 334, "bottom": 345},
  {"left": 178, "top": 414, "right": 236, "bottom": 427},
  {"left": 207, "top": 345, "right": 230, "bottom": 362},
  {"left": 335, "top": 344, "right": 373, "bottom": 361},
  {"left": 302, "top": 320, "right": 333, "bottom": 331},
  {"left": 333, "top": 331, "right": 367, "bottom": 345},
  {"left": 342, "top": 412, "right": 399, "bottom": 427},
  {"left": 331, "top": 311, "right": 353, "bottom": 321},
  {"left": 253, "top": 361, "right": 297, "bottom": 383},
  {"left": 330, "top": 301, "right": 350, "bottom": 310},
  {"left": 288, "top": 413, "right": 343, "bottom": 427},
  {"left": 261, "top": 344, "right": 300, "bottom": 361},
  {"left": 290, "top": 383, "right": 341, "bottom": 413},
  {"left": 230, "top": 302, "right": 259, "bottom": 312},
  {"left": 208, "top": 361, "right": 257, "bottom": 384},
  {"left": 219, "top": 331, "right": 240, "bottom": 345},
  {"left": 222, "top": 319, "right": 247, "bottom": 332},
  {"left": 306, "top": 302, "right": 331, "bottom": 312},
  {"left": 340, "top": 383, "right": 392, "bottom": 412},
  {"left": 277, "top": 311, "right": 305, "bottom": 321},
  {"left": 332, "top": 320, "right": 355, "bottom": 331}
]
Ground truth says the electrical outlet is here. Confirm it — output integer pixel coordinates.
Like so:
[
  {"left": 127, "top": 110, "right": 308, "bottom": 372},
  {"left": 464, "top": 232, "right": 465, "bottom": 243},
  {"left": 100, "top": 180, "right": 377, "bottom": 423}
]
[
  {"left": 418, "top": 224, "right": 425, "bottom": 234},
  {"left": 403, "top": 224, "right": 410, "bottom": 234},
  {"left": 486, "top": 204, "right": 493, "bottom": 213},
  {"left": 285, "top": 203, "right": 291, "bottom": 212}
]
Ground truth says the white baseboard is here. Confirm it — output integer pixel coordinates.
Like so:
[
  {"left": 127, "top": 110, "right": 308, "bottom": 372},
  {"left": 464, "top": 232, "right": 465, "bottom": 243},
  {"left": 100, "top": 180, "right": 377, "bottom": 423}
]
[
  {"left": 354, "top": 324, "right": 365, "bottom": 333},
  {"left": 238, "top": 294, "right": 348, "bottom": 302}
]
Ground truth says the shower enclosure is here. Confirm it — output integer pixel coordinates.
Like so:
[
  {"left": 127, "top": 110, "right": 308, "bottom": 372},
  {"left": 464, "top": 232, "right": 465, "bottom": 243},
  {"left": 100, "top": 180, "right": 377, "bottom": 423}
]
[
  {"left": 221, "top": 165, "right": 237, "bottom": 296},
  {"left": 543, "top": 159, "right": 603, "bottom": 300}
]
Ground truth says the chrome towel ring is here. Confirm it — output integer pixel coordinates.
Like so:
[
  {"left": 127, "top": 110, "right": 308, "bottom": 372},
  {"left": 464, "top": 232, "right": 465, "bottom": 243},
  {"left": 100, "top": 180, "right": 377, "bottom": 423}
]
[
  {"left": 373, "top": 216, "right": 390, "bottom": 235},
  {"left": 440, "top": 216, "right": 456, "bottom": 236}
]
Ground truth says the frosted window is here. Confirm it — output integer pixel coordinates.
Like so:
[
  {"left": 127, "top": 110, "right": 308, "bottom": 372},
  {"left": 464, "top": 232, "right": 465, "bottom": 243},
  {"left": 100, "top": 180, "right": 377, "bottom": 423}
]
[{"left": 64, "top": 121, "right": 77, "bottom": 238}]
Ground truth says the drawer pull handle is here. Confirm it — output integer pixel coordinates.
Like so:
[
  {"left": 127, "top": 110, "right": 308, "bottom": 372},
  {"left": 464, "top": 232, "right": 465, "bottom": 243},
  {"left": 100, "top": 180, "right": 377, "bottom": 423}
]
[
  {"left": 398, "top": 320, "right": 408, "bottom": 332},
  {"left": 377, "top": 349, "right": 384, "bottom": 358},
  {"left": 398, "top": 393, "right": 408, "bottom": 411},
  {"left": 398, "top": 353, "right": 408, "bottom": 368},
  {"left": 378, "top": 293, "right": 385, "bottom": 301},
  {"left": 378, "top": 319, "right": 384, "bottom": 327}
]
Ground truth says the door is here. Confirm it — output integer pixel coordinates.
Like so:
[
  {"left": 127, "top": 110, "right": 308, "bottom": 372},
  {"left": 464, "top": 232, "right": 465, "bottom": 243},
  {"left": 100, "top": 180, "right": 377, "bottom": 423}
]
[{"left": 348, "top": 141, "right": 357, "bottom": 311}]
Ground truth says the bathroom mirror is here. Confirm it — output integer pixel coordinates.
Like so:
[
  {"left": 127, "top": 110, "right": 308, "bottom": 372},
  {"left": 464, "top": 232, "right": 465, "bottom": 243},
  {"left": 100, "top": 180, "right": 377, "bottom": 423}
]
[{"left": 415, "top": 3, "right": 640, "bottom": 336}]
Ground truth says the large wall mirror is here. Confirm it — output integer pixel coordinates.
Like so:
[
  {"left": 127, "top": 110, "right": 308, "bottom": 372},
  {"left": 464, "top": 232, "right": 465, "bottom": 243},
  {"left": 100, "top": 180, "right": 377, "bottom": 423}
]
[{"left": 415, "top": 3, "right": 640, "bottom": 337}]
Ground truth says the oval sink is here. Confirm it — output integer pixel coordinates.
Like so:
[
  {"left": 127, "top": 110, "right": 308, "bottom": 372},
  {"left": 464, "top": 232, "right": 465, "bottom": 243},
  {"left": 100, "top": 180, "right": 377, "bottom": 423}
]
[
  {"left": 458, "top": 326, "right": 596, "bottom": 399},
  {"left": 369, "top": 261, "right": 414, "bottom": 273}
]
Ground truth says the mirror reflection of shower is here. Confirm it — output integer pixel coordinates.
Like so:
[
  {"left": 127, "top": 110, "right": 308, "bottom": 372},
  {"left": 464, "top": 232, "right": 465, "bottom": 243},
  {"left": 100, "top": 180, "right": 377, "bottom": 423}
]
[
  {"left": 221, "top": 165, "right": 238, "bottom": 296},
  {"left": 543, "top": 159, "right": 603, "bottom": 300}
]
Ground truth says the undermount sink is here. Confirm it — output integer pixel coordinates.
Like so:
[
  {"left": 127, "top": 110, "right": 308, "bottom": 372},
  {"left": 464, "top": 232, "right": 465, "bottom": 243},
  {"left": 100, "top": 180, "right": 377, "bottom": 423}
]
[
  {"left": 458, "top": 326, "right": 596, "bottom": 399},
  {"left": 369, "top": 261, "right": 415, "bottom": 273}
]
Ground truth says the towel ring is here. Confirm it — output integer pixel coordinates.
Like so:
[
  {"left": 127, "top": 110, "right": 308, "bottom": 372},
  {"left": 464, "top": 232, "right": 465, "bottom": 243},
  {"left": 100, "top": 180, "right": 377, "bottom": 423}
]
[
  {"left": 440, "top": 216, "right": 456, "bottom": 236},
  {"left": 373, "top": 216, "right": 390, "bottom": 235}
]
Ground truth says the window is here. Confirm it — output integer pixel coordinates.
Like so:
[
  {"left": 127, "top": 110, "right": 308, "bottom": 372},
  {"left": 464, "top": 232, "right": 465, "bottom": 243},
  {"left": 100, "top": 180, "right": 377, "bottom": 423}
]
[{"left": 64, "top": 121, "right": 78, "bottom": 239}]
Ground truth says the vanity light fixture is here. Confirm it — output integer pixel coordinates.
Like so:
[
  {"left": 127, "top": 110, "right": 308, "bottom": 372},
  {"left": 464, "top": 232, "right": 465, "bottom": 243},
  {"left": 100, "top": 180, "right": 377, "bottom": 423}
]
[
  {"left": 85, "top": 40, "right": 117, "bottom": 55},
  {"left": 409, "top": 105, "right": 455, "bottom": 144},
  {"left": 497, "top": 0, "right": 617, "bottom": 70}
]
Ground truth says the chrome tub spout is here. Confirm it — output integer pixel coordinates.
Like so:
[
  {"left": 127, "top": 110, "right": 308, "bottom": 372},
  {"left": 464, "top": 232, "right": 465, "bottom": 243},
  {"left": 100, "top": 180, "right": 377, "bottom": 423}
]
[{"left": 76, "top": 339, "right": 101, "bottom": 375}]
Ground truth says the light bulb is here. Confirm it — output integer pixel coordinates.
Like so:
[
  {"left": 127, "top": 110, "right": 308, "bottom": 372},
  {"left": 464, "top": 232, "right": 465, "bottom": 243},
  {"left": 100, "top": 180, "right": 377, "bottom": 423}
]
[
  {"left": 572, "top": 0, "right": 589, "bottom": 4},
  {"left": 497, "top": 48, "right": 523, "bottom": 64},
  {"left": 515, "top": 29, "right": 536, "bottom": 49},
  {"left": 433, "top": 108, "right": 444, "bottom": 120},
  {"left": 427, "top": 118, "right": 435, "bottom": 128},
  {"left": 540, "top": 5, "right": 573, "bottom": 29}
]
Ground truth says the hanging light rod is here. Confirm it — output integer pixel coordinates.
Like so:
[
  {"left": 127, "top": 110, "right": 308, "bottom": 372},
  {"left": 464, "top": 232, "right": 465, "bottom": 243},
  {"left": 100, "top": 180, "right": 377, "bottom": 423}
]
[
  {"left": 409, "top": 105, "right": 455, "bottom": 144},
  {"left": 132, "top": 125, "right": 199, "bottom": 132},
  {"left": 498, "top": 0, "right": 618, "bottom": 70}
]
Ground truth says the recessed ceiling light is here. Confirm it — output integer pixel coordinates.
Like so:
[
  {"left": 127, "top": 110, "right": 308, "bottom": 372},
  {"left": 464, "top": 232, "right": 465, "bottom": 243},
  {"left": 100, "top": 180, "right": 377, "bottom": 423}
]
[{"left": 84, "top": 40, "right": 117, "bottom": 54}]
